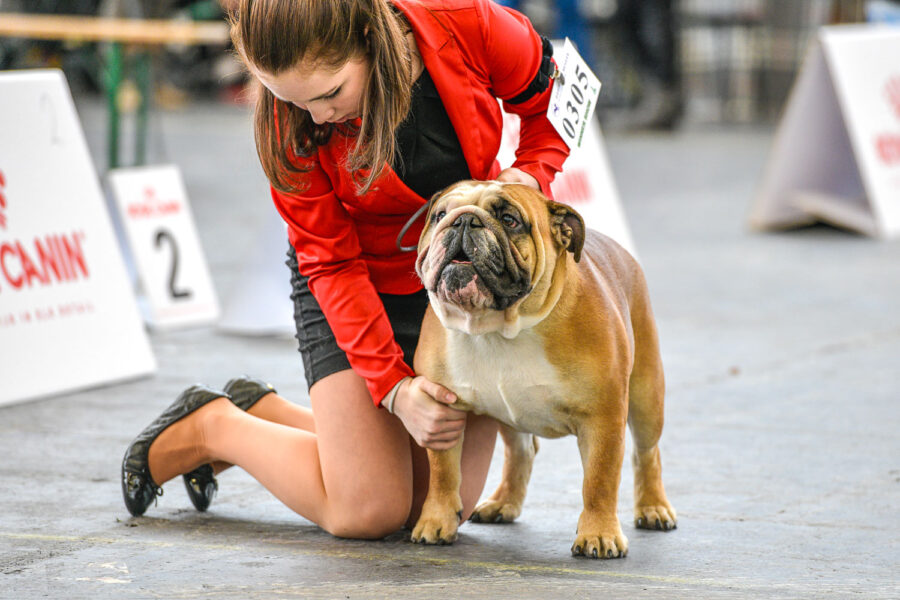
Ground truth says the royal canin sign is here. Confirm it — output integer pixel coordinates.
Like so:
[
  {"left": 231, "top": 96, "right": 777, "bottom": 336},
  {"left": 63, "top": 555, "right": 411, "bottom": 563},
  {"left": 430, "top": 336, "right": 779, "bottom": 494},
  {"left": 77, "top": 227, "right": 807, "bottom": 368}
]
[{"left": 0, "top": 168, "right": 90, "bottom": 293}]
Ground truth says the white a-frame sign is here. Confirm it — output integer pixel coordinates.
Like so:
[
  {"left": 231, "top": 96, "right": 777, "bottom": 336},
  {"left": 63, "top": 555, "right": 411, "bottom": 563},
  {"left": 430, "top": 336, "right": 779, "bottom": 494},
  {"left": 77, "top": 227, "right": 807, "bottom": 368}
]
[
  {"left": 0, "top": 70, "right": 156, "bottom": 406},
  {"left": 750, "top": 25, "right": 900, "bottom": 238}
]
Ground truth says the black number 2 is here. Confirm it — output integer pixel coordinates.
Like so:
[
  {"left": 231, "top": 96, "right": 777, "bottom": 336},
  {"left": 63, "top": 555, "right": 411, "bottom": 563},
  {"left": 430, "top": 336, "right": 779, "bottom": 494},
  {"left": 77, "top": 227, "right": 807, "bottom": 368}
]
[{"left": 154, "top": 229, "right": 192, "bottom": 299}]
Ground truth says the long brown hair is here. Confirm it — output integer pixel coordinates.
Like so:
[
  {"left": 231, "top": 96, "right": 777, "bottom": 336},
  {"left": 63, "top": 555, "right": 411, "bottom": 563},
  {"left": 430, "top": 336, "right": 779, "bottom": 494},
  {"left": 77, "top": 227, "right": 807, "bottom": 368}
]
[{"left": 230, "top": 0, "right": 415, "bottom": 194}]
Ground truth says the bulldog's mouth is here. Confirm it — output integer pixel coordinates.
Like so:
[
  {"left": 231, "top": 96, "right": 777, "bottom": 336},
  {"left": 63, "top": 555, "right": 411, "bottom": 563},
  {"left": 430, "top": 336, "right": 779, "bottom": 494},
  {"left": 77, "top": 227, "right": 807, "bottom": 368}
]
[
  {"left": 449, "top": 246, "right": 471, "bottom": 264},
  {"left": 421, "top": 211, "right": 531, "bottom": 311}
]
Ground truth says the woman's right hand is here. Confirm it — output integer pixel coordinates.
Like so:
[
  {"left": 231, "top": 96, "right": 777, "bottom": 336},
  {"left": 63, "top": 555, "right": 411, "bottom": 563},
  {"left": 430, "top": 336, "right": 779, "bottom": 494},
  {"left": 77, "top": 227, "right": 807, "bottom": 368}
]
[{"left": 392, "top": 376, "right": 466, "bottom": 450}]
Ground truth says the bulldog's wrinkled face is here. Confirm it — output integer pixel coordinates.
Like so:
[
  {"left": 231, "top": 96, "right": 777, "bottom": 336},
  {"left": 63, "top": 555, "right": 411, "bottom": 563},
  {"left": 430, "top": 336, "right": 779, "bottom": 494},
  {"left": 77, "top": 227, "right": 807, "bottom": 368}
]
[
  {"left": 416, "top": 181, "right": 538, "bottom": 316},
  {"left": 417, "top": 180, "right": 585, "bottom": 336}
]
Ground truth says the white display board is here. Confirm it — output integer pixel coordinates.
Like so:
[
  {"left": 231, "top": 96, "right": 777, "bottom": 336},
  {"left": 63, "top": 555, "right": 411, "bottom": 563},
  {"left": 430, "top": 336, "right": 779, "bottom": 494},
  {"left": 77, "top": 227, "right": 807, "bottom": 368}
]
[
  {"left": 108, "top": 165, "right": 220, "bottom": 329},
  {"left": 217, "top": 206, "right": 295, "bottom": 337},
  {"left": 0, "top": 69, "right": 156, "bottom": 406},
  {"left": 751, "top": 25, "right": 900, "bottom": 238}
]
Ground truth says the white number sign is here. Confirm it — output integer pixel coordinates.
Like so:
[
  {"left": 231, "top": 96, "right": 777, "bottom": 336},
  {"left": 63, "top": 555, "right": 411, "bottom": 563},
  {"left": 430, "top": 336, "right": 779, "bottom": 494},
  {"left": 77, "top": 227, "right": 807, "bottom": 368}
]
[
  {"left": 108, "top": 165, "right": 220, "bottom": 329},
  {"left": 547, "top": 38, "right": 602, "bottom": 149}
]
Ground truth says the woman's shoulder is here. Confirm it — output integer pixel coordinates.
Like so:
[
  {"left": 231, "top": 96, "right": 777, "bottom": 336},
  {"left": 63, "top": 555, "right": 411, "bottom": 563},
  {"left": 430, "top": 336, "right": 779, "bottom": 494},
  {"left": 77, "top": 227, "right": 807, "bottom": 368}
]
[
  {"left": 395, "top": 0, "right": 506, "bottom": 47},
  {"left": 393, "top": 0, "right": 493, "bottom": 21}
]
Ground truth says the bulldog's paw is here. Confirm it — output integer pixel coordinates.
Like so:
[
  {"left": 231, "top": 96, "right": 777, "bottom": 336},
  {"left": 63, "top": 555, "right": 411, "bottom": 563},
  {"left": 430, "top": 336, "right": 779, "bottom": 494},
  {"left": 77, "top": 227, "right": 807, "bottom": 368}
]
[
  {"left": 470, "top": 498, "right": 522, "bottom": 523},
  {"left": 410, "top": 507, "right": 462, "bottom": 545},
  {"left": 571, "top": 528, "right": 628, "bottom": 559},
  {"left": 634, "top": 503, "right": 677, "bottom": 531}
]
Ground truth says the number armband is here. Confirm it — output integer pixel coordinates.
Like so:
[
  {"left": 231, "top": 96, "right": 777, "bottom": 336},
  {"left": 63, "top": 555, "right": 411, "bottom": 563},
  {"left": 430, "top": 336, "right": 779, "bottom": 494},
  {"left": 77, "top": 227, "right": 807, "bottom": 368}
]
[{"left": 505, "top": 36, "right": 555, "bottom": 105}]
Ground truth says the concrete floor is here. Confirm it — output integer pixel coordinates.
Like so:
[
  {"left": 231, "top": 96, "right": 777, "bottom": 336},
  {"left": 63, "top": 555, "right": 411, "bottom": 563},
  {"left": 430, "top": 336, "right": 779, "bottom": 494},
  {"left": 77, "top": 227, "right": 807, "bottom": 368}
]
[{"left": 1, "top": 98, "right": 898, "bottom": 599}]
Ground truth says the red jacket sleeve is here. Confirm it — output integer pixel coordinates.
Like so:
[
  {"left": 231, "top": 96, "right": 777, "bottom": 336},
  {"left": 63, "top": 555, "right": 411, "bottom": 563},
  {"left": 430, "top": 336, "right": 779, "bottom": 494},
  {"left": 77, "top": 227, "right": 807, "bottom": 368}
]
[
  {"left": 271, "top": 158, "right": 414, "bottom": 406},
  {"left": 476, "top": 0, "right": 570, "bottom": 195}
]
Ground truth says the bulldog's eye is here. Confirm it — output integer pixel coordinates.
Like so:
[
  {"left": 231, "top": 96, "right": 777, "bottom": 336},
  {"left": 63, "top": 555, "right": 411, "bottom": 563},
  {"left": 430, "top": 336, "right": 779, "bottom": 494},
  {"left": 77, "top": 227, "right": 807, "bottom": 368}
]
[
  {"left": 434, "top": 210, "right": 447, "bottom": 222},
  {"left": 501, "top": 214, "right": 520, "bottom": 229}
]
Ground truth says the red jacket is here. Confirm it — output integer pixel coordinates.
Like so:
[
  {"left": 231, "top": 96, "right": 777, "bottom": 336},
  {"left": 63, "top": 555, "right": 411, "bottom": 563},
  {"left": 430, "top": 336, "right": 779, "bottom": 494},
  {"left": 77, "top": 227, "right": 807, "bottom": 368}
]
[{"left": 271, "top": 0, "right": 569, "bottom": 405}]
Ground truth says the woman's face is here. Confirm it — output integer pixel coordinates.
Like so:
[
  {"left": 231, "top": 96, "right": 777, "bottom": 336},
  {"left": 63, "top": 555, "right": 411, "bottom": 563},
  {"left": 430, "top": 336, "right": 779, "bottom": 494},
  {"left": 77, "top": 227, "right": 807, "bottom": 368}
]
[{"left": 253, "top": 56, "right": 369, "bottom": 125}]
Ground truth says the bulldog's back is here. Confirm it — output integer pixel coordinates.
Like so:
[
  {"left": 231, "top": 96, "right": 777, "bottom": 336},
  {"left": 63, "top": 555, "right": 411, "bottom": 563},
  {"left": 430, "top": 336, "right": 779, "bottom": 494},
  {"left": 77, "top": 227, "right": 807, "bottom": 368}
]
[{"left": 575, "top": 230, "right": 647, "bottom": 311}]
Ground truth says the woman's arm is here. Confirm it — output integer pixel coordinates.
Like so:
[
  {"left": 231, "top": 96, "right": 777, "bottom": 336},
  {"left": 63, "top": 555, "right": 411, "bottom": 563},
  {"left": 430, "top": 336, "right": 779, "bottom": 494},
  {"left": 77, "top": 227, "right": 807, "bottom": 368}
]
[
  {"left": 271, "top": 164, "right": 414, "bottom": 406},
  {"left": 275, "top": 179, "right": 468, "bottom": 446},
  {"left": 477, "top": 0, "right": 570, "bottom": 195}
]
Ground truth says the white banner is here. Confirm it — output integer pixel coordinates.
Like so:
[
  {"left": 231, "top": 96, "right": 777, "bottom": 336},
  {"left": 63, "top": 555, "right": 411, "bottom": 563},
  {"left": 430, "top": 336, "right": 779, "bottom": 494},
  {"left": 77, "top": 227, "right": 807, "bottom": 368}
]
[
  {"left": 218, "top": 205, "right": 295, "bottom": 337},
  {"left": 751, "top": 25, "right": 900, "bottom": 238},
  {"left": 0, "top": 69, "right": 156, "bottom": 406}
]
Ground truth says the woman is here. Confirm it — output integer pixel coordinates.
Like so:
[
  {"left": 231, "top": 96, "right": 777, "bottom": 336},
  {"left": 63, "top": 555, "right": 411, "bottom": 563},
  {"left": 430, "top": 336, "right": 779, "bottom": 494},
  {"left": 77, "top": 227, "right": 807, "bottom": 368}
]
[{"left": 122, "top": 0, "right": 569, "bottom": 539}]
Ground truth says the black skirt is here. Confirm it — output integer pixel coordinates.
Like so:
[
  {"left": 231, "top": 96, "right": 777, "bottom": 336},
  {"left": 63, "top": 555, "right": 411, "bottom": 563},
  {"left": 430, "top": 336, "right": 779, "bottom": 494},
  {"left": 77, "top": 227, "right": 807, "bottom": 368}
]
[{"left": 286, "top": 247, "right": 428, "bottom": 391}]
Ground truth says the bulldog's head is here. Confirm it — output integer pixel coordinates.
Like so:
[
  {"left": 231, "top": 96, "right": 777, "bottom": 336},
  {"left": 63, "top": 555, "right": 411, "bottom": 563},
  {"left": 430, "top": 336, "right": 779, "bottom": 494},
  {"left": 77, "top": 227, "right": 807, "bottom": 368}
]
[{"left": 415, "top": 181, "right": 585, "bottom": 337}]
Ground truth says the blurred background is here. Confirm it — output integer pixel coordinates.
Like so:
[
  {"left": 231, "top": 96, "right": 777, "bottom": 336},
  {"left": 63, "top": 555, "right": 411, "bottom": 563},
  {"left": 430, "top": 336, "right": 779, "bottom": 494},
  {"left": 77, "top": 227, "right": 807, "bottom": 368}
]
[{"left": 2, "top": 0, "right": 899, "bottom": 135}]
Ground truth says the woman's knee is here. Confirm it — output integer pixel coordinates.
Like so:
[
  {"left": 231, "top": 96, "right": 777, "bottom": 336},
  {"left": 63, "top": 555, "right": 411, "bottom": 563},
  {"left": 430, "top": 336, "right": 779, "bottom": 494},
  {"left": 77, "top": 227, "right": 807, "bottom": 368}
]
[{"left": 322, "top": 495, "right": 411, "bottom": 539}]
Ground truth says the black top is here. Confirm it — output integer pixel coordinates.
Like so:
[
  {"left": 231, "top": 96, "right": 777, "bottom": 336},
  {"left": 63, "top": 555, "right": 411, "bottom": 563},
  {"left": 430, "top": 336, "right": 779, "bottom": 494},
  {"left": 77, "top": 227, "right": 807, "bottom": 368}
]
[{"left": 392, "top": 67, "right": 471, "bottom": 199}]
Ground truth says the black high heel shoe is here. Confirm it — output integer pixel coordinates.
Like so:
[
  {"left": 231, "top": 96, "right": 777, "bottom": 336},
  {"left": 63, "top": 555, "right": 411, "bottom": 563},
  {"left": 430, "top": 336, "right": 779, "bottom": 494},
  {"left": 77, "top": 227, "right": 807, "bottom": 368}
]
[
  {"left": 181, "top": 376, "right": 277, "bottom": 512},
  {"left": 121, "top": 384, "right": 230, "bottom": 517}
]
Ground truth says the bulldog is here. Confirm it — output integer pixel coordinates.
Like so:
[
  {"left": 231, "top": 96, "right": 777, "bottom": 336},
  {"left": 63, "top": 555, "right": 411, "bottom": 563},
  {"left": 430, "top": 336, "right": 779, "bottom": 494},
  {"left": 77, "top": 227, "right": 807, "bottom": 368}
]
[{"left": 410, "top": 181, "right": 676, "bottom": 558}]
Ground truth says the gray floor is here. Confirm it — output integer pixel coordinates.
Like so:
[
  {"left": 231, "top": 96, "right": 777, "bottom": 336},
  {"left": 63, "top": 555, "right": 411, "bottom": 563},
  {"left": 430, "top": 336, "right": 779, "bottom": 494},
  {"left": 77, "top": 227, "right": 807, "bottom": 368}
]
[{"left": 1, "top": 98, "right": 898, "bottom": 599}]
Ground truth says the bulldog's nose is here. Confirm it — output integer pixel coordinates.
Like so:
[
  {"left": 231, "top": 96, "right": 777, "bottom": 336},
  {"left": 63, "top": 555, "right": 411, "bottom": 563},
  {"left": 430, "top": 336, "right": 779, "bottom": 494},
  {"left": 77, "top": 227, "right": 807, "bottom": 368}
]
[{"left": 452, "top": 213, "right": 484, "bottom": 229}]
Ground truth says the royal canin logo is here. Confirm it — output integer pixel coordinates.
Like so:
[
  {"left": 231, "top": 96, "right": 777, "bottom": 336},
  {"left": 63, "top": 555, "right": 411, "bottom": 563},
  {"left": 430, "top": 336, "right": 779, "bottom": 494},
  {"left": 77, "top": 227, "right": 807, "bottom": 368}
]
[
  {"left": 0, "top": 169, "right": 90, "bottom": 293},
  {"left": 126, "top": 185, "right": 181, "bottom": 218},
  {"left": 887, "top": 76, "right": 900, "bottom": 121},
  {"left": 0, "top": 169, "right": 7, "bottom": 229}
]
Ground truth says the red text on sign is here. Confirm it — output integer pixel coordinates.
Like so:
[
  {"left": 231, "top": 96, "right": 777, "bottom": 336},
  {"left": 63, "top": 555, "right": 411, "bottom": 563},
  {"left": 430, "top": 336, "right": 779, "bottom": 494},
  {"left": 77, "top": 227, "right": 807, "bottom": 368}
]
[
  {"left": 0, "top": 231, "right": 89, "bottom": 292},
  {"left": 0, "top": 169, "right": 7, "bottom": 229},
  {"left": 127, "top": 201, "right": 181, "bottom": 219},
  {"left": 876, "top": 133, "right": 900, "bottom": 166}
]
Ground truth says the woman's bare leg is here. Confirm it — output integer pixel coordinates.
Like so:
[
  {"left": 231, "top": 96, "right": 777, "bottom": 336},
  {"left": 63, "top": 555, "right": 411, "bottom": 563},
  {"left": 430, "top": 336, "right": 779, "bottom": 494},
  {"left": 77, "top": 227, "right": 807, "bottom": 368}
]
[
  {"left": 149, "top": 370, "right": 411, "bottom": 538},
  {"left": 247, "top": 392, "right": 316, "bottom": 431},
  {"left": 147, "top": 369, "right": 498, "bottom": 538},
  {"left": 209, "top": 392, "right": 315, "bottom": 474}
]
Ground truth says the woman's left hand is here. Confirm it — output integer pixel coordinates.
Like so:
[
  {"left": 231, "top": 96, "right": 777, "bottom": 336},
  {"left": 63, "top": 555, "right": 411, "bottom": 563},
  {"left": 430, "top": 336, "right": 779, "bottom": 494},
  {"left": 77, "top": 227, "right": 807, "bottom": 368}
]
[{"left": 496, "top": 167, "right": 540, "bottom": 190}]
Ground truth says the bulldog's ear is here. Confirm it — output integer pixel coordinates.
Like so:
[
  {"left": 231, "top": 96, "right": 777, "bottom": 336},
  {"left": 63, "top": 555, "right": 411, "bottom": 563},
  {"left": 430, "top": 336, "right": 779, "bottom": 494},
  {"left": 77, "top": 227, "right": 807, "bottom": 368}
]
[
  {"left": 548, "top": 201, "right": 585, "bottom": 262},
  {"left": 419, "top": 186, "right": 451, "bottom": 228},
  {"left": 423, "top": 181, "right": 466, "bottom": 219},
  {"left": 422, "top": 190, "right": 439, "bottom": 221}
]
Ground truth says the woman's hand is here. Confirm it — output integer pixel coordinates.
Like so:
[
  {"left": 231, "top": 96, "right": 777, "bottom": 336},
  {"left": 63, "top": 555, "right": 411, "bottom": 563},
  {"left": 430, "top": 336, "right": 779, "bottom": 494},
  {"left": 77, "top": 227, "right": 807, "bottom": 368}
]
[
  {"left": 496, "top": 167, "right": 540, "bottom": 190},
  {"left": 392, "top": 376, "right": 466, "bottom": 450}
]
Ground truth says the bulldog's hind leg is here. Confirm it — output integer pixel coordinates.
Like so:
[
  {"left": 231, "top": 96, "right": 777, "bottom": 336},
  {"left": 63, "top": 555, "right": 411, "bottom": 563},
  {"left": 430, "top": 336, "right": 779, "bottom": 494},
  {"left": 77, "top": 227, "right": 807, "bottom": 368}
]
[
  {"left": 628, "top": 302, "right": 677, "bottom": 531},
  {"left": 471, "top": 425, "right": 538, "bottom": 524}
]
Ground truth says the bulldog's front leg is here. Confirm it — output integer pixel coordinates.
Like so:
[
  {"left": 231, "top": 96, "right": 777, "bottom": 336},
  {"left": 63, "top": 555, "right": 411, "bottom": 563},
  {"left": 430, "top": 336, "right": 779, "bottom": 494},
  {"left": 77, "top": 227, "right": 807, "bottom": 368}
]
[
  {"left": 573, "top": 417, "right": 629, "bottom": 559},
  {"left": 410, "top": 438, "right": 464, "bottom": 544}
]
